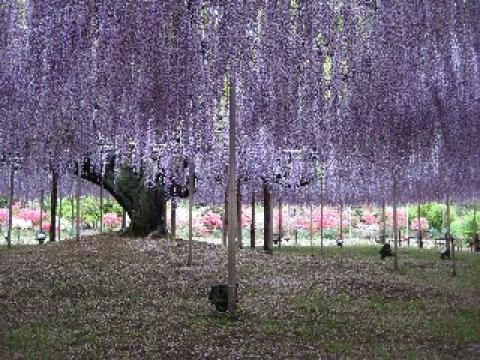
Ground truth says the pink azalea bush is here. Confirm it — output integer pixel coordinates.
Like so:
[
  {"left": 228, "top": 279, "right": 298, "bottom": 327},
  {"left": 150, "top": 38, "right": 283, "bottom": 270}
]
[
  {"left": 0, "top": 209, "right": 9, "bottom": 224},
  {"left": 103, "top": 213, "right": 120, "bottom": 227},
  {"left": 386, "top": 209, "right": 407, "bottom": 227},
  {"left": 411, "top": 217, "right": 429, "bottom": 231},
  {"left": 362, "top": 211, "right": 377, "bottom": 225},
  {"left": 42, "top": 222, "right": 51, "bottom": 232},
  {"left": 17, "top": 209, "right": 46, "bottom": 225},
  {"left": 200, "top": 212, "right": 222, "bottom": 232}
]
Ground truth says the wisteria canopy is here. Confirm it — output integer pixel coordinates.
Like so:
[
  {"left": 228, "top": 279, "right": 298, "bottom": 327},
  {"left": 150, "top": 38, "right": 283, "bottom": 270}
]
[{"left": 0, "top": 0, "right": 479, "bottom": 205}]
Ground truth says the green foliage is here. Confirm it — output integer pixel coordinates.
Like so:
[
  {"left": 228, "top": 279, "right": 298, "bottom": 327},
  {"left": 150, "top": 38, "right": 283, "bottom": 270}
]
[
  {"left": 59, "top": 196, "right": 123, "bottom": 227},
  {"left": 408, "top": 203, "right": 450, "bottom": 231}
]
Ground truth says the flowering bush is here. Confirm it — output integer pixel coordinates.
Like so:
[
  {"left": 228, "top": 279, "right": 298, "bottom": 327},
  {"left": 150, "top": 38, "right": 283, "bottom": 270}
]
[
  {"left": 411, "top": 217, "right": 429, "bottom": 231},
  {"left": 103, "top": 213, "right": 120, "bottom": 227},
  {"left": 362, "top": 211, "right": 377, "bottom": 225},
  {"left": 42, "top": 222, "right": 51, "bottom": 232},
  {"left": 0, "top": 209, "right": 9, "bottom": 224},
  {"left": 17, "top": 209, "right": 46, "bottom": 225},
  {"left": 386, "top": 209, "right": 407, "bottom": 227},
  {"left": 200, "top": 212, "right": 222, "bottom": 232}
]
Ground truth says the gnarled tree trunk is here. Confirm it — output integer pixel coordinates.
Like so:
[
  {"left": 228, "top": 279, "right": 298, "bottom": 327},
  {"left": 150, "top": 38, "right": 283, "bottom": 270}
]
[{"left": 82, "top": 160, "right": 168, "bottom": 237}]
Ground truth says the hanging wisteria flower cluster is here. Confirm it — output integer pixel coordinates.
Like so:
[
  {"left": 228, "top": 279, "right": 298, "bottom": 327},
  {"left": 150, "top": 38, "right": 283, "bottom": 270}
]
[{"left": 0, "top": 0, "right": 479, "bottom": 205}]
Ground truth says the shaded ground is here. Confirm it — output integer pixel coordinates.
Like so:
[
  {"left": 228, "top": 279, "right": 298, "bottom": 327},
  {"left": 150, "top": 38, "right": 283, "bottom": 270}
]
[{"left": 1, "top": 236, "right": 480, "bottom": 359}]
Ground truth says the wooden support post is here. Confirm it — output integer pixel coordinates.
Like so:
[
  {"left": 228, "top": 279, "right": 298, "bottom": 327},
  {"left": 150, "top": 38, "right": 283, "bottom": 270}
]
[
  {"left": 339, "top": 203, "right": 343, "bottom": 239},
  {"left": 170, "top": 197, "right": 177, "bottom": 241},
  {"left": 263, "top": 183, "right": 273, "bottom": 254},
  {"left": 122, "top": 208, "right": 127, "bottom": 230},
  {"left": 447, "top": 196, "right": 456, "bottom": 276},
  {"left": 381, "top": 201, "right": 386, "bottom": 244},
  {"left": 309, "top": 203, "right": 313, "bottom": 247},
  {"left": 49, "top": 171, "right": 58, "bottom": 242},
  {"left": 405, "top": 204, "right": 409, "bottom": 241},
  {"left": 237, "top": 178, "right": 242, "bottom": 249},
  {"left": 320, "top": 177, "right": 324, "bottom": 253},
  {"left": 227, "top": 78, "right": 237, "bottom": 318},
  {"left": 417, "top": 203, "right": 423, "bottom": 248},
  {"left": 393, "top": 184, "right": 399, "bottom": 271},
  {"left": 222, "top": 189, "right": 228, "bottom": 246},
  {"left": 349, "top": 206, "right": 352, "bottom": 239},
  {"left": 76, "top": 163, "right": 82, "bottom": 241},
  {"left": 278, "top": 199, "right": 283, "bottom": 248},
  {"left": 6, "top": 165, "right": 14, "bottom": 247},
  {"left": 58, "top": 195, "right": 62, "bottom": 242},
  {"left": 250, "top": 191, "right": 255, "bottom": 249},
  {"left": 188, "top": 157, "right": 194, "bottom": 266},
  {"left": 99, "top": 177, "right": 104, "bottom": 233},
  {"left": 39, "top": 190, "right": 44, "bottom": 233}
]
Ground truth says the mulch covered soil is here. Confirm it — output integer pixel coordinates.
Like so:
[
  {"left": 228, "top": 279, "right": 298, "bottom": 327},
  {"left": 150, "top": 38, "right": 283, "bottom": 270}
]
[{"left": 1, "top": 235, "right": 479, "bottom": 359}]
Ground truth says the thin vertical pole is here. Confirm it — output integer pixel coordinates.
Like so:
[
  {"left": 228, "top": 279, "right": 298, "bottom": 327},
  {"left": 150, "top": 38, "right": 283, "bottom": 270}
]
[
  {"left": 227, "top": 78, "right": 238, "bottom": 318},
  {"left": 58, "top": 195, "right": 62, "bottom": 242},
  {"left": 417, "top": 203, "right": 423, "bottom": 248},
  {"left": 447, "top": 196, "right": 456, "bottom": 276},
  {"left": 49, "top": 171, "right": 58, "bottom": 242},
  {"left": 7, "top": 165, "right": 14, "bottom": 247},
  {"left": 393, "top": 184, "right": 399, "bottom": 271},
  {"left": 188, "top": 158, "right": 194, "bottom": 266},
  {"left": 349, "top": 206, "right": 352, "bottom": 239},
  {"left": 381, "top": 201, "right": 386, "bottom": 244},
  {"left": 339, "top": 203, "right": 343, "bottom": 239},
  {"left": 278, "top": 199, "right": 283, "bottom": 248},
  {"left": 309, "top": 203, "right": 313, "bottom": 247},
  {"left": 250, "top": 191, "right": 255, "bottom": 248},
  {"left": 320, "top": 177, "right": 324, "bottom": 253},
  {"left": 237, "top": 178, "right": 242, "bottom": 249},
  {"left": 263, "top": 183, "right": 272, "bottom": 253},
  {"left": 446, "top": 197, "right": 451, "bottom": 250},
  {"left": 474, "top": 202, "right": 477, "bottom": 234},
  {"left": 122, "top": 208, "right": 127, "bottom": 230},
  {"left": 222, "top": 189, "right": 228, "bottom": 246},
  {"left": 405, "top": 204, "right": 409, "bottom": 241},
  {"left": 76, "top": 163, "right": 81, "bottom": 241},
  {"left": 38, "top": 189, "right": 43, "bottom": 231},
  {"left": 99, "top": 178, "right": 103, "bottom": 233},
  {"left": 39, "top": 190, "right": 44, "bottom": 232}
]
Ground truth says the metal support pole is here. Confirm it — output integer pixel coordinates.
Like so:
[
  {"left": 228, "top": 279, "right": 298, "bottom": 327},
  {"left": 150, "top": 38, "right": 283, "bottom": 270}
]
[{"left": 227, "top": 78, "right": 238, "bottom": 318}]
